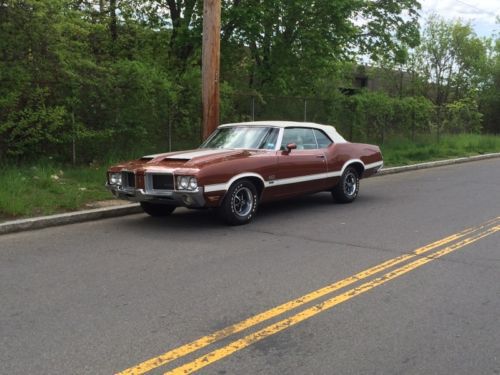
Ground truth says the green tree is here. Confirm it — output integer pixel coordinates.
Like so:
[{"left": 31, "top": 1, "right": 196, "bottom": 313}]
[
  {"left": 221, "top": 0, "right": 420, "bottom": 94},
  {"left": 479, "top": 37, "right": 500, "bottom": 134},
  {"left": 415, "top": 15, "right": 488, "bottom": 136},
  {"left": 0, "top": 0, "right": 180, "bottom": 161},
  {"left": 0, "top": 0, "right": 80, "bottom": 158},
  {"left": 443, "top": 98, "right": 483, "bottom": 133}
]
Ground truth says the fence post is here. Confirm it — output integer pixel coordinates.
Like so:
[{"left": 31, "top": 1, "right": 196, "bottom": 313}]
[
  {"left": 168, "top": 105, "right": 172, "bottom": 152},
  {"left": 411, "top": 107, "right": 416, "bottom": 142},
  {"left": 436, "top": 105, "right": 441, "bottom": 143},
  {"left": 252, "top": 96, "right": 255, "bottom": 121},
  {"left": 169, "top": 117, "right": 172, "bottom": 152},
  {"left": 304, "top": 99, "right": 307, "bottom": 122},
  {"left": 71, "top": 110, "right": 76, "bottom": 165}
]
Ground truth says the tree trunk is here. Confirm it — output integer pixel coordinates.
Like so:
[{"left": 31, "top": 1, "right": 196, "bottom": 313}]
[{"left": 109, "top": 0, "right": 117, "bottom": 42}]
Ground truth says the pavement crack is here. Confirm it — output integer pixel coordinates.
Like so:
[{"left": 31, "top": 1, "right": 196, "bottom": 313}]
[{"left": 245, "top": 228, "right": 401, "bottom": 254}]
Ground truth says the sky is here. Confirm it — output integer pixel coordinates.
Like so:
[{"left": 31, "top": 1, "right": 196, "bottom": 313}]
[{"left": 420, "top": 0, "right": 499, "bottom": 37}]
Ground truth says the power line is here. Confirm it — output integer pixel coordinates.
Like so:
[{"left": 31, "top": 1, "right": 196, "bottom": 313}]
[{"left": 454, "top": 0, "right": 498, "bottom": 17}]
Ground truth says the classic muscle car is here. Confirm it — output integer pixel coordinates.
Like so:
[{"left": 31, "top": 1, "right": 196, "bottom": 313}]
[{"left": 106, "top": 121, "right": 383, "bottom": 225}]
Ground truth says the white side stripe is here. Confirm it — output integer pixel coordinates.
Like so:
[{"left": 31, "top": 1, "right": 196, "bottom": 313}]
[
  {"left": 204, "top": 160, "right": 383, "bottom": 193},
  {"left": 365, "top": 161, "right": 384, "bottom": 170},
  {"left": 205, "top": 184, "right": 227, "bottom": 193},
  {"left": 267, "top": 171, "right": 340, "bottom": 187}
]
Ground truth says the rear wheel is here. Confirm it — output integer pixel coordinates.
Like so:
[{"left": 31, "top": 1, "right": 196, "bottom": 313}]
[
  {"left": 219, "top": 179, "right": 258, "bottom": 225},
  {"left": 140, "top": 202, "right": 176, "bottom": 217},
  {"left": 332, "top": 166, "right": 360, "bottom": 203}
]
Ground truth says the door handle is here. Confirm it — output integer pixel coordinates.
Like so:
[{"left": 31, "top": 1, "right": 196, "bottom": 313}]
[{"left": 316, "top": 155, "right": 325, "bottom": 159}]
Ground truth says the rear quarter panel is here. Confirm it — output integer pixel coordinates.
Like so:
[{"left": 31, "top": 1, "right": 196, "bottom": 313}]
[{"left": 325, "top": 142, "right": 382, "bottom": 182}]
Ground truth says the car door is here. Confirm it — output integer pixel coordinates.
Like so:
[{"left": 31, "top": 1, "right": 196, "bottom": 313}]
[{"left": 270, "top": 127, "right": 328, "bottom": 198}]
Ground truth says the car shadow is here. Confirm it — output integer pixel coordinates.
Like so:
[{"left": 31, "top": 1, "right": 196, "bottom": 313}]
[
  {"left": 258, "top": 192, "right": 333, "bottom": 214},
  {"left": 121, "top": 191, "right": 379, "bottom": 231},
  {"left": 126, "top": 208, "right": 222, "bottom": 231}
]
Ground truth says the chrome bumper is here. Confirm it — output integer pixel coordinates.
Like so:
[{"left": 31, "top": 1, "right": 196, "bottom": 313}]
[{"left": 106, "top": 184, "right": 206, "bottom": 208}]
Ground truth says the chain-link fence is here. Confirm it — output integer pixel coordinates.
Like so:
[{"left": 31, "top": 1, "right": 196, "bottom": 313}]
[
  {"left": 222, "top": 94, "right": 332, "bottom": 123},
  {"left": 221, "top": 93, "right": 446, "bottom": 144},
  {"left": 1, "top": 82, "right": 484, "bottom": 163}
]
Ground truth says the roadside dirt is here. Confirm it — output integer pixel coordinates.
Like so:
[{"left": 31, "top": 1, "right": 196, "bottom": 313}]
[{"left": 84, "top": 199, "right": 131, "bottom": 209}]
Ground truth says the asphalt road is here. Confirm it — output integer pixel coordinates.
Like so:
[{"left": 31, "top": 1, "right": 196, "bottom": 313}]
[{"left": 1, "top": 158, "right": 499, "bottom": 375}]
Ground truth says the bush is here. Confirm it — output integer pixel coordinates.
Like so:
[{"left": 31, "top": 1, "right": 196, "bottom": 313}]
[
  {"left": 443, "top": 98, "right": 483, "bottom": 133},
  {"left": 0, "top": 88, "right": 68, "bottom": 159},
  {"left": 327, "top": 92, "right": 435, "bottom": 143}
]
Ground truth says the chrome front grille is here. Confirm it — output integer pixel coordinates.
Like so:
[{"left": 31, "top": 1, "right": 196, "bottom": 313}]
[
  {"left": 122, "top": 171, "right": 135, "bottom": 188},
  {"left": 144, "top": 172, "right": 175, "bottom": 195},
  {"left": 152, "top": 174, "right": 174, "bottom": 190}
]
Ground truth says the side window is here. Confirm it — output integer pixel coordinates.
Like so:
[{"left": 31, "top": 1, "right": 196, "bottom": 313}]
[
  {"left": 258, "top": 128, "right": 280, "bottom": 150},
  {"left": 281, "top": 128, "right": 317, "bottom": 150},
  {"left": 314, "top": 129, "right": 333, "bottom": 148}
]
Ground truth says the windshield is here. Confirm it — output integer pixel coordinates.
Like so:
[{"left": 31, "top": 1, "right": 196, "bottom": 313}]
[{"left": 200, "top": 126, "right": 279, "bottom": 150}]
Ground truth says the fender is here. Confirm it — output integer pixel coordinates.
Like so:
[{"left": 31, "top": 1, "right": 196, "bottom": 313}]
[
  {"left": 339, "top": 159, "right": 365, "bottom": 176},
  {"left": 204, "top": 172, "right": 267, "bottom": 193}
]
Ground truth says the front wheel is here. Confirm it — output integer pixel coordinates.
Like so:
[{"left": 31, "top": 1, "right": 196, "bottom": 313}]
[
  {"left": 332, "top": 167, "right": 360, "bottom": 203},
  {"left": 140, "top": 202, "right": 176, "bottom": 217},
  {"left": 219, "top": 180, "right": 258, "bottom": 225}
]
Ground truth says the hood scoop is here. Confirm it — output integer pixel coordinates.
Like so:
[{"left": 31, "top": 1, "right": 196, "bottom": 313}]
[
  {"left": 145, "top": 149, "right": 239, "bottom": 164},
  {"left": 163, "top": 157, "right": 191, "bottom": 162}
]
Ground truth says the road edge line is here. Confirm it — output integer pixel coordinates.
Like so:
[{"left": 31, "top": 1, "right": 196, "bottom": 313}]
[{"left": 376, "top": 152, "right": 500, "bottom": 176}]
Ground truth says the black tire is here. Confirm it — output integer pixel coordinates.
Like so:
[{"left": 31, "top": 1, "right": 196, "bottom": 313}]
[
  {"left": 140, "top": 202, "right": 176, "bottom": 217},
  {"left": 332, "top": 166, "right": 360, "bottom": 203},
  {"left": 218, "top": 179, "right": 258, "bottom": 225}
]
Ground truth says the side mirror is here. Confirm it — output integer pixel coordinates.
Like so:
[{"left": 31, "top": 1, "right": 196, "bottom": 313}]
[{"left": 285, "top": 143, "right": 297, "bottom": 153}]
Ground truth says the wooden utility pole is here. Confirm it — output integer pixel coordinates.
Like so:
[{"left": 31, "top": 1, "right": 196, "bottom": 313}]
[{"left": 202, "top": 0, "right": 221, "bottom": 140}]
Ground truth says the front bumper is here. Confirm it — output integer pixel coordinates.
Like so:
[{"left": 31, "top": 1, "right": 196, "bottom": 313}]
[{"left": 106, "top": 184, "right": 206, "bottom": 208}]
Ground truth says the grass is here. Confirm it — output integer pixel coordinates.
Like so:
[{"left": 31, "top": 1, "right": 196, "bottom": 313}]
[
  {"left": 380, "top": 134, "right": 500, "bottom": 167},
  {"left": 0, "top": 133, "right": 499, "bottom": 221},
  {"left": 0, "top": 162, "right": 110, "bottom": 221}
]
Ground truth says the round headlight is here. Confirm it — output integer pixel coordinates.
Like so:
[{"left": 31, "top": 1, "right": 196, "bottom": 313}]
[
  {"left": 179, "top": 176, "right": 189, "bottom": 189},
  {"left": 110, "top": 173, "right": 122, "bottom": 185},
  {"left": 188, "top": 177, "right": 198, "bottom": 191}
]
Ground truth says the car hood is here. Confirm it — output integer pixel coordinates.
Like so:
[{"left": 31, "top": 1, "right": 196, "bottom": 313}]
[
  {"left": 144, "top": 149, "right": 245, "bottom": 162},
  {"left": 114, "top": 148, "right": 261, "bottom": 171}
]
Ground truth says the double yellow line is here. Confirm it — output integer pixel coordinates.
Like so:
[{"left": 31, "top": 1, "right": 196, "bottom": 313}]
[{"left": 117, "top": 217, "right": 500, "bottom": 375}]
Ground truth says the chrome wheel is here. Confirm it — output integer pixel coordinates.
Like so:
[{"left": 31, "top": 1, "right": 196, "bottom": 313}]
[
  {"left": 219, "top": 179, "right": 259, "bottom": 225},
  {"left": 344, "top": 172, "right": 358, "bottom": 196},
  {"left": 332, "top": 166, "right": 360, "bottom": 203},
  {"left": 233, "top": 186, "right": 254, "bottom": 217}
]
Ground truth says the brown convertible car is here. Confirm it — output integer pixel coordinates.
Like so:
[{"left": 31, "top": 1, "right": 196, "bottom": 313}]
[{"left": 106, "top": 121, "right": 383, "bottom": 225}]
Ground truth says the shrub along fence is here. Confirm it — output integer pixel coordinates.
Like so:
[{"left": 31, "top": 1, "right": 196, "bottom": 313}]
[
  {"left": 0, "top": 84, "right": 486, "bottom": 164},
  {"left": 222, "top": 92, "right": 483, "bottom": 145}
]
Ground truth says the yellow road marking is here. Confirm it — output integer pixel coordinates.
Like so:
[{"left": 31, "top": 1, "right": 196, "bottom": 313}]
[
  {"left": 116, "top": 217, "right": 499, "bottom": 375},
  {"left": 165, "top": 225, "right": 500, "bottom": 375}
]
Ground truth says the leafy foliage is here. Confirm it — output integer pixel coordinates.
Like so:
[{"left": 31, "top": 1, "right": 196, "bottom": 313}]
[
  {"left": 0, "top": 1, "right": 498, "bottom": 163},
  {"left": 221, "top": 0, "right": 420, "bottom": 94},
  {"left": 479, "top": 38, "right": 500, "bottom": 134},
  {"left": 334, "top": 92, "right": 434, "bottom": 143},
  {"left": 0, "top": 89, "right": 68, "bottom": 157},
  {"left": 444, "top": 98, "right": 483, "bottom": 134}
]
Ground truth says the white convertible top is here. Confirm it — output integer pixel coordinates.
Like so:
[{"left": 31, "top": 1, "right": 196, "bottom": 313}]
[{"left": 219, "top": 121, "right": 347, "bottom": 144}]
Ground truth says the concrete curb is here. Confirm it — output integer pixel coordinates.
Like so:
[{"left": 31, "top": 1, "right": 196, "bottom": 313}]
[
  {"left": 1, "top": 152, "right": 499, "bottom": 235},
  {"left": 0, "top": 204, "right": 142, "bottom": 235},
  {"left": 376, "top": 152, "right": 500, "bottom": 176}
]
